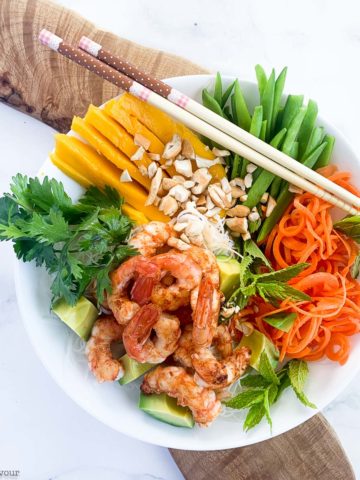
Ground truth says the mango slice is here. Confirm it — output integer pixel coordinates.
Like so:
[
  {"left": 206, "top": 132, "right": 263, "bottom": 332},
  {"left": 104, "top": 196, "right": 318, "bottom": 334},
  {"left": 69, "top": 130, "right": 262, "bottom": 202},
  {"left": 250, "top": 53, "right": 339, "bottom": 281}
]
[
  {"left": 115, "top": 93, "right": 226, "bottom": 180},
  {"left": 50, "top": 152, "right": 92, "bottom": 188},
  {"left": 54, "top": 134, "right": 168, "bottom": 222},
  {"left": 71, "top": 116, "right": 150, "bottom": 190},
  {"left": 122, "top": 204, "right": 149, "bottom": 225},
  {"left": 84, "top": 106, "right": 151, "bottom": 168}
]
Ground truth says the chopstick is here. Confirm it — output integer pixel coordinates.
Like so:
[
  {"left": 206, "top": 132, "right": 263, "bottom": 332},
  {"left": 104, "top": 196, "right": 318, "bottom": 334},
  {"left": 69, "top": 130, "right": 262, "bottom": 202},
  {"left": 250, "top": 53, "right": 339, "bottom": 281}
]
[
  {"left": 38, "top": 30, "right": 360, "bottom": 216},
  {"left": 78, "top": 36, "right": 360, "bottom": 212}
]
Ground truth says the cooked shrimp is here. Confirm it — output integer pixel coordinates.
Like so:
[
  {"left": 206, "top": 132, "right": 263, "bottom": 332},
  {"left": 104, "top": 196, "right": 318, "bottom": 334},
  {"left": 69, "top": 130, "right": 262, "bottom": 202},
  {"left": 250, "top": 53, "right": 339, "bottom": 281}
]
[
  {"left": 86, "top": 316, "right": 125, "bottom": 383},
  {"left": 151, "top": 251, "right": 202, "bottom": 311},
  {"left": 180, "top": 247, "right": 221, "bottom": 350},
  {"left": 123, "top": 304, "right": 181, "bottom": 363},
  {"left": 141, "top": 366, "right": 222, "bottom": 426},
  {"left": 192, "top": 346, "right": 251, "bottom": 389},
  {"left": 128, "top": 221, "right": 176, "bottom": 256},
  {"left": 173, "top": 324, "right": 194, "bottom": 369},
  {"left": 192, "top": 276, "right": 221, "bottom": 350},
  {"left": 108, "top": 256, "right": 160, "bottom": 324},
  {"left": 213, "top": 324, "right": 233, "bottom": 358}
]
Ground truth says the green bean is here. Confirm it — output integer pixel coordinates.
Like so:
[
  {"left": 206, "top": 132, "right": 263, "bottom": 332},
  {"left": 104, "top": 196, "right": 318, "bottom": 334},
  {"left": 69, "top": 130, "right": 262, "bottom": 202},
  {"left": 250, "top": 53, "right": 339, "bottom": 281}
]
[
  {"left": 240, "top": 106, "right": 263, "bottom": 177},
  {"left": 314, "top": 135, "right": 335, "bottom": 169},
  {"left": 232, "top": 80, "right": 251, "bottom": 131},
  {"left": 261, "top": 69, "right": 275, "bottom": 141},
  {"left": 244, "top": 128, "right": 287, "bottom": 208},
  {"left": 297, "top": 100, "right": 318, "bottom": 158},
  {"left": 281, "top": 106, "right": 307, "bottom": 155},
  {"left": 260, "top": 120, "right": 267, "bottom": 141},
  {"left": 255, "top": 64, "right": 267, "bottom": 102},
  {"left": 301, "top": 126, "right": 324, "bottom": 160},
  {"left": 271, "top": 67, "right": 287, "bottom": 134},
  {"left": 214, "top": 72, "right": 222, "bottom": 105},
  {"left": 221, "top": 80, "right": 236, "bottom": 107},
  {"left": 289, "top": 141, "right": 299, "bottom": 159},
  {"left": 257, "top": 189, "right": 293, "bottom": 243},
  {"left": 269, "top": 177, "right": 281, "bottom": 198},
  {"left": 202, "top": 88, "right": 224, "bottom": 117},
  {"left": 223, "top": 105, "right": 233, "bottom": 122},
  {"left": 257, "top": 142, "right": 327, "bottom": 243},
  {"left": 281, "top": 95, "right": 304, "bottom": 129},
  {"left": 231, "top": 154, "right": 242, "bottom": 180}
]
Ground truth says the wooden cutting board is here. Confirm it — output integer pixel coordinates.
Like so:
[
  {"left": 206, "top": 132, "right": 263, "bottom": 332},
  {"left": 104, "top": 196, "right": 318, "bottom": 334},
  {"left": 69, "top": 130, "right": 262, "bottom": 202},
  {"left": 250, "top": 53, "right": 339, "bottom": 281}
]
[{"left": 0, "top": 1, "right": 355, "bottom": 479}]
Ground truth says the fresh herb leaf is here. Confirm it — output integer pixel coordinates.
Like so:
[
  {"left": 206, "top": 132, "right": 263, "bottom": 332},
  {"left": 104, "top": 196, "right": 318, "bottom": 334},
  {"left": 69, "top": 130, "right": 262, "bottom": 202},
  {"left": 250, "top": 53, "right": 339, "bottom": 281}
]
[
  {"left": 288, "top": 360, "right": 317, "bottom": 409},
  {"left": 288, "top": 359, "right": 308, "bottom": 392},
  {"left": 256, "top": 282, "right": 311, "bottom": 305},
  {"left": 351, "top": 253, "right": 360, "bottom": 279},
  {"left": 225, "top": 389, "right": 265, "bottom": 409},
  {"left": 240, "top": 374, "right": 271, "bottom": 388},
  {"left": 0, "top": 176, "right": 136, "bottom": 306},
  {"left": 243, "top": 239, "right": 272, "bottom": 269},
  {"left": 263, "top": 312, "right": 297, "bottom": 332},
  {"left": 259, "top": 352, "right": 280, "bottom": 385},
  {"left": 256, "top": 263, "right": 308, "bottom": 283},
  {"left": 334, "top": 215, "right": 360, "bottom": 243},
  {"left": 243, "top": 403, "right": 266, "bottom": 431},
  {"left": 293, "top": 389, "right": 317, "bottom": 409}
]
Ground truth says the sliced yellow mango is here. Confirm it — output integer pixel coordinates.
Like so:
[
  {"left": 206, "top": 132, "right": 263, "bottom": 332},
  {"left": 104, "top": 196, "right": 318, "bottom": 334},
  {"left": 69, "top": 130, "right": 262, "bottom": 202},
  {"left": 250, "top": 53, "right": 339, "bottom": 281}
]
[
  {"left": 104, "top": 100, "right": 164, "bottom": 155},
  {"left": 116, "top": 94, "right": 210, "bottom": 156},
  {"left": 71, "top": 117, "right": 150, "bottom": 190},
  {"left": 105, "top": 100, "right": 177, "bottom": 177},
  {"left": 50, "top": 152, "right": 92, "bottom": 188},
  {"left": 84, "top": 105, "right": 151, "bottom": 168},
  {"left": 54, "top": 134, "right": 168, "bottom": 222},
  {"left": 122, "top": 204, "right": 149, "bottom": 225}
]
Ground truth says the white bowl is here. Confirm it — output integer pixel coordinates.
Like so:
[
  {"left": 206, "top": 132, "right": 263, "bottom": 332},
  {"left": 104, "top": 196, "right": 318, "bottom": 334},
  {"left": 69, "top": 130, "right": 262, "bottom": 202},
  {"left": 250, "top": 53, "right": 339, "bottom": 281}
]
[{"left": 15, "top": 75, "right": 360, "bottom": 450}]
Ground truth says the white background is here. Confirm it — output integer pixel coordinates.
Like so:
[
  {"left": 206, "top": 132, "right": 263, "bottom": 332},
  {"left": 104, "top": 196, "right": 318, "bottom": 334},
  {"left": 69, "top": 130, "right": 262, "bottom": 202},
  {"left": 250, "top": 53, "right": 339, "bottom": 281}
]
[{"left": 1, "top": 0, "right": 360, "bottom": 478}]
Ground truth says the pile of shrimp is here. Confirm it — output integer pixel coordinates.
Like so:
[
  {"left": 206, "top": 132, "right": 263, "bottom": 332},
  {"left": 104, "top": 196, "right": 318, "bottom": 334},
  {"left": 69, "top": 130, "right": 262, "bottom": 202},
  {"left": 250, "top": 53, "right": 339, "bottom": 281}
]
[
  {"left": 85, "top": 222, "right": 250, "bottom": 426},
  {"left": 254, "top": 166, "right": 360, "bottom": 365}
]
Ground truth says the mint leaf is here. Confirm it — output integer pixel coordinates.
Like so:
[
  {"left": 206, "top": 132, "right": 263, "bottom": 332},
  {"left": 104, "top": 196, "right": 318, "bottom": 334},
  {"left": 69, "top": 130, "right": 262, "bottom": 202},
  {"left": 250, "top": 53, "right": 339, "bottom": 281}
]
[
  {"left": 288, "top": 359, "right": 308, "bottom": 392},
  {"left": 241, "top": 374, "right": 271, "bottom": 388},
  {"left": 334, "top": 215, "right": 360, "bottom": 243},
  {"left": 259, "top": 352, "right": 280, "bottom": 385},
  {"left": 288, "top": 360, "right": 317, "bottom": 409},
  {"left": 293, "top": 389, "right": 317, "bottom": 409},
  {"left": 257, "top": 282, "right": 311, "bottom": 305},
  {"left": 276, "top": 373, "right": 291, "bottom": 401},
  {"left": 263, "top": 387, "right": 272, "bottom": 428},
  {"left": 239, "top": 254, "right": 254, "bottom": 287},
  {"left": 263, "top": 312, "right": 297, "bottom": 332},
  {"left": 256, "top": 263, "right": 308, "bottom": 283},
  {"left": 243, "top": 404, "right": 266, "bottom": 431},
  {"left": 243, "top": 239, "right": 272, "bottom": 269},
  {"left": 225, "top": 389, "right": 264, "bottom": 409},
  {"left": 351, "top": 253, "right": 360, "bottom": 279}
]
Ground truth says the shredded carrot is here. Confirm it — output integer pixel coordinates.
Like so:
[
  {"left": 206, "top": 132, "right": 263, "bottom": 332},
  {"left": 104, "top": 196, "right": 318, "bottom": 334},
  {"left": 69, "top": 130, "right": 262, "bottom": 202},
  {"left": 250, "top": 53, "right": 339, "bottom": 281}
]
[{"left": 253, "top": 167, "right": 360, "bottom": 365}]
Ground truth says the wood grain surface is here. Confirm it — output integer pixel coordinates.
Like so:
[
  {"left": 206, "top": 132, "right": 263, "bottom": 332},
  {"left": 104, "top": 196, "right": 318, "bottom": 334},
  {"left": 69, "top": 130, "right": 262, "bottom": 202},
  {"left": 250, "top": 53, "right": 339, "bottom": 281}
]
[
  {"left": 0, "top": 1, "right": 356, "bottom": 479},
  {"left": 171, "top": 415, "right": 355, "bottom": 480},
  {"left": 0, "top": 0, "right": 206, "bottom": 132}
]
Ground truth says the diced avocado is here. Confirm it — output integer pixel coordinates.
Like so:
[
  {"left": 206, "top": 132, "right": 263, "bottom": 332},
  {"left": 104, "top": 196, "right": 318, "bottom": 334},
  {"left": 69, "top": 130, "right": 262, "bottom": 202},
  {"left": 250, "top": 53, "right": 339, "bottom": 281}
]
[
  {"left": 139, "top": 393, "right": 194, "bottom": 428},
  {"left": 119, "top": 354, "right": 154, "bottom": 385},
  {"left": 216, "top": 255, "right": 241, "bottom": 299},
  {"left": 239, "top": 329, "right": 279, "bottom": 370},
  {"left": 52, "top": 296, "right": 98, "bottom": 341}
]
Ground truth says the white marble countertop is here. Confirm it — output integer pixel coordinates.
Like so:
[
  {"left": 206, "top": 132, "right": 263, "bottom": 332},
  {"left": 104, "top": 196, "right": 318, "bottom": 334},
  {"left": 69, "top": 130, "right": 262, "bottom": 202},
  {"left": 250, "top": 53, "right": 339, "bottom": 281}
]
[{"left": 1, "top": 0, "right": 360, "bottom": 478}]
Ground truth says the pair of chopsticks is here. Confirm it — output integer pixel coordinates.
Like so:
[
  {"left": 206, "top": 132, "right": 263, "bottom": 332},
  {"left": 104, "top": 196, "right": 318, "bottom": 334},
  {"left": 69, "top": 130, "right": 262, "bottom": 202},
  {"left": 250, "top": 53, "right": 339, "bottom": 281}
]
[{"left": 39, "top": 29, "right": 360, "bottom": 216}]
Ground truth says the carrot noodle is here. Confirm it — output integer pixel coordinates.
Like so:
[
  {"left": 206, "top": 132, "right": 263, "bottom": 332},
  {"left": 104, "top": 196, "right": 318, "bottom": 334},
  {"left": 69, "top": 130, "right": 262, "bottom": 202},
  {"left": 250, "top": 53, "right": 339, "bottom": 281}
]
[{"left": 250, "top": 167, "right": 360, "bottom": 365}]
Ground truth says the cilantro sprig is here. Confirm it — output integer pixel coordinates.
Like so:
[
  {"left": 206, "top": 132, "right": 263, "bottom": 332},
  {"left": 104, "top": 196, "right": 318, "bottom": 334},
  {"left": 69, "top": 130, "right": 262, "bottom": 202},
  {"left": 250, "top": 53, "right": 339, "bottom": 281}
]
[
  {"left": 225, "top": 355, "right": 316, "bottom": 431},
  {"left": 0, "top": 175, "right": 136, "bottom": 305},
  {"left": 230, "top": 240, "right": 311, "bottom": 309}
]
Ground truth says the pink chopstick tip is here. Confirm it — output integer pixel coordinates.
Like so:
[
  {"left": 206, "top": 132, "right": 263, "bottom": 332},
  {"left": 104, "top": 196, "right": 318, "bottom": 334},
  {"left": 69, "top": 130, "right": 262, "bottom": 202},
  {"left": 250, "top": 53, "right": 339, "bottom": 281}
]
[
  {"left": 78, "top": 36, "right": 102, "bottom": 57},
  {"left": 38, "top": 29, "right": 62, "bottom": 51}
]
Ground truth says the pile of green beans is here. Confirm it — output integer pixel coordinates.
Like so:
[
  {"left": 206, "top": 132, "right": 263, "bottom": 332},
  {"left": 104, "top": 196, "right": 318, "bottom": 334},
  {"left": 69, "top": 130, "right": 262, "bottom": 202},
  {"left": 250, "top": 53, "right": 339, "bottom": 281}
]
[{"left": 201, "top": 67, "right": 335, "bottom": 242}]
